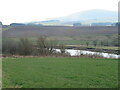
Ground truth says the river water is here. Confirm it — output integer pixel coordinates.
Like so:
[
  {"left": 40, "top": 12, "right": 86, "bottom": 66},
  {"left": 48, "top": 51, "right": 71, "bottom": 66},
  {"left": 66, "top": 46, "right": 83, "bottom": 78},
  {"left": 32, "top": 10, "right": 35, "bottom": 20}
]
[{"left": 55, "top": 49, "right": 120, "bottom": 59}]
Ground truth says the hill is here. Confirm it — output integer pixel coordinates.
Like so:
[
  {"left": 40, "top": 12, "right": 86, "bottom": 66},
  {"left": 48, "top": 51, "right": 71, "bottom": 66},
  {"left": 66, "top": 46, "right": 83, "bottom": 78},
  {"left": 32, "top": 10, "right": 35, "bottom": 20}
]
[{"left": 27, "top": 9, "right": 118, "bottom": 25}]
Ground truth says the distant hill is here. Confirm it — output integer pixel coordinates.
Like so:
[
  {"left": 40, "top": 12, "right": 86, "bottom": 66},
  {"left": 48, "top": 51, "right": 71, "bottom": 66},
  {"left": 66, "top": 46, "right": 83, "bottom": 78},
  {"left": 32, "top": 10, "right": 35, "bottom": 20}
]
[
  {"left": 10, "top": 23, "right": 26, "bottom": 26},
  {"left": 10, "top": 23, "right": 43, "bottom": 26},
  {"left": 27, "top": 9, "right": 118, "bottom": 25},
  {"left": 56, "top": 9, "right": 117, "bottom": 24}
]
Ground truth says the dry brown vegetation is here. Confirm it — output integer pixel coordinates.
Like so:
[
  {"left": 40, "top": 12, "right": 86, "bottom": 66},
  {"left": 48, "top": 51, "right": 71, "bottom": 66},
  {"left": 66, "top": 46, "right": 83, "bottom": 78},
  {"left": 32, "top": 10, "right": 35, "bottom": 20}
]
[{"left": 2, "top": 26, "right": 117, "bottom": 38}]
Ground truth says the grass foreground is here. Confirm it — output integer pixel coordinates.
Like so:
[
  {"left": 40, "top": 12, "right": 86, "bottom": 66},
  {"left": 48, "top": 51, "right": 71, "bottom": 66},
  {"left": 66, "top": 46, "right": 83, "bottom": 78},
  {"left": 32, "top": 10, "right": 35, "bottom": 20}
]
[{"left": 3, "top": 57, "right": 118, "bottom": 88}]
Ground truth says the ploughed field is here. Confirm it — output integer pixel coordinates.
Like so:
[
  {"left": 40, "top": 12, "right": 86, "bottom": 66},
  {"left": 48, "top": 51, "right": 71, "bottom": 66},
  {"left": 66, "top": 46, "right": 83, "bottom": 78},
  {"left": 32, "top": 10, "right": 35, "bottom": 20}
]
[
  {"left": 2, "top": 26, "right": 118, "bottom": 38},
  {"left": 3, "top": 57, "right": 118, "bottom": 88}
]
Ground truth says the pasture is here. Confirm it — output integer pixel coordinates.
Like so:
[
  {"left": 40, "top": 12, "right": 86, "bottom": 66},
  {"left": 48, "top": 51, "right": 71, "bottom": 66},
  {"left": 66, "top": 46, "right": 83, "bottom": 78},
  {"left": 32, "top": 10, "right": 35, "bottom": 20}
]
[{"left": 3, "top": 57, "right": 118, "bottom": 88}]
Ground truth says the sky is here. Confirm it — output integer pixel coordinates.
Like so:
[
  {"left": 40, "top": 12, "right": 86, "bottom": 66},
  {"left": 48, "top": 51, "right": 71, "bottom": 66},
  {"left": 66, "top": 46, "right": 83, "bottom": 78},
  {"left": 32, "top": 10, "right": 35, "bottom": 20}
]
[{"left": 0, "top": 0, "right": 119, "bottom": 25}]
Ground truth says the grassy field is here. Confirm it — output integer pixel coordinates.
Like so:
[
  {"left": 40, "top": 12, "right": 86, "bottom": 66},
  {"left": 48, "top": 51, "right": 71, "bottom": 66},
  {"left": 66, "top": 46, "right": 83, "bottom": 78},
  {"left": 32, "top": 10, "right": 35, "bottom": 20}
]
[
  {"left": 64, "top": 45, "right": 118, "bottom": 51},
  {"left": 3, "top": 57, "right": 118, "bottom": 88}
]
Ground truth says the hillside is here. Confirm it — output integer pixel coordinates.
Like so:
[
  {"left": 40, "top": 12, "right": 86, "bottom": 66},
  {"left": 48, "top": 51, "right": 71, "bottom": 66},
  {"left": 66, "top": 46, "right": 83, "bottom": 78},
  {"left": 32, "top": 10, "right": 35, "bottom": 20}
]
[
  {"left": 2, "top": 26, "right": 118, "bottom": 38},
  {"left": 27, "top": 9, "right": 118, "bottom": 25}
]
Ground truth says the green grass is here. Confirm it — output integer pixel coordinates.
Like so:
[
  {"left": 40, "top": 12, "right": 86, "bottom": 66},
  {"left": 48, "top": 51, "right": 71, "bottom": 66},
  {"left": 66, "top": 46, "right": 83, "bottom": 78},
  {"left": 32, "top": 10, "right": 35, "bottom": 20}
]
[
  {"left": 58, "top": 40, "right": 87, "bottom": 45},
  {"left": 3, "top": 57, "right": 118, "bottom": 88}
]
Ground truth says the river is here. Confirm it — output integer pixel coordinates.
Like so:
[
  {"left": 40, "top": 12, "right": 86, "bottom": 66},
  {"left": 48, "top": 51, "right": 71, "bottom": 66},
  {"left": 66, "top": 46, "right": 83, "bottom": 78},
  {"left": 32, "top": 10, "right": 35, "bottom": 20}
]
[{"left": 55, "top": 49, "right": 120, "bottom": 59}]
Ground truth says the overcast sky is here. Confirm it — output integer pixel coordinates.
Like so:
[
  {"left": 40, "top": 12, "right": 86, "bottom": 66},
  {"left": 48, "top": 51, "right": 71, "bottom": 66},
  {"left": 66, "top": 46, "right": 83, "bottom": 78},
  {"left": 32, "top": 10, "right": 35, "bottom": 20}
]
[{"left": 0, "top": 0, "right": 119, "bottom": 25}]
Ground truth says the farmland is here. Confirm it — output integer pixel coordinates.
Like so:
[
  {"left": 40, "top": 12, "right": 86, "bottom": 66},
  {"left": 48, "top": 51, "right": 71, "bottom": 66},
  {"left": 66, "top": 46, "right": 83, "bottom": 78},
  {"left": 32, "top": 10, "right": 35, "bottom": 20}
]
[
  {"left": 3, "top": 57, "right": 118, "bottom": 88},
  {"left": 2, "top": 25, "right": 119, "bottom": 88},
  {"left": 2, "top": 26, "right": 118, "bottom": 54},
  {"left": 2, "top": 26, "right": 118, "bottom": 47},
  {"left": 2, "top": 26, "right": 118, "bottom": 38}
]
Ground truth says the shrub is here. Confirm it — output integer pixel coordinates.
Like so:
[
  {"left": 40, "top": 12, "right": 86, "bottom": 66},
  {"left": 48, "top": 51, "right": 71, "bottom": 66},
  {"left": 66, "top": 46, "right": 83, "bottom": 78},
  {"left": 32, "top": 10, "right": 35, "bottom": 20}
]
[
  {"left": 93, "top": 40, "right": 97, "bottom": 47},
  {"left": 18, "top": 38, "right": 33, "bottom": 55},
  {"left": 59, "top": 43, "right": 66, "bottom": 55},
  {"left": 2, "top": 39, "right": 18, "bottom": 55},
  {"left": 36, "top": 37, "right": 57, "bottom": 56}
]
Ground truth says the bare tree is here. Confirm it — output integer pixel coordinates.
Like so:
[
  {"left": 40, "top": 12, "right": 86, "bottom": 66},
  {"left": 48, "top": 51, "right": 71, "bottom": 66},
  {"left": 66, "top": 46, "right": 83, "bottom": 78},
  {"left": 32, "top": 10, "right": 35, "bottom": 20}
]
[
  {"left": 86, "top": 42, "right": 89, "bottom": 46},
  {"left": 2, "top": 39, "right": 18, "bottom": 55},
  {"left": 93, "top": 40, "right": 97, "bottom": 47},
  {"left": 59, "top": 43, "right": 66, "bottom": 54},
  {"left": 18, "top": 38, "right": 33, "bottom": 55},
  {"left": 36, "top": 36, "right": 57, "bottom": 56}
]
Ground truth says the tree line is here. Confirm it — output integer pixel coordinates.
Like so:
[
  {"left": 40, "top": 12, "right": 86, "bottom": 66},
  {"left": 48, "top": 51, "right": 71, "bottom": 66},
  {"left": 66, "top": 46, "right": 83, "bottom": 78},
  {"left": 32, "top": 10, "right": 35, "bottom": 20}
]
[{"left": 2, "top": 37, "right": 69, "bottom": 56}]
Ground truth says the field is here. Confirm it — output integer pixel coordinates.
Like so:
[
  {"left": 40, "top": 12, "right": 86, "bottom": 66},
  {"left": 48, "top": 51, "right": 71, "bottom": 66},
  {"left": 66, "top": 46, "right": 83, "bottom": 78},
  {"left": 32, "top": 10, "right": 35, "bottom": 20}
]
[
  {"left": 2, "top": 26, "right": 118, "bottom": 88},
  {"left": 2, "top": 26, "right": 118, "bottom": 38},
  {"left": 2, "top": 26, "right": 118, "bottom": 51},
  {"left": 3, "top": 57, "right": 118, "bottom": 88}
]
